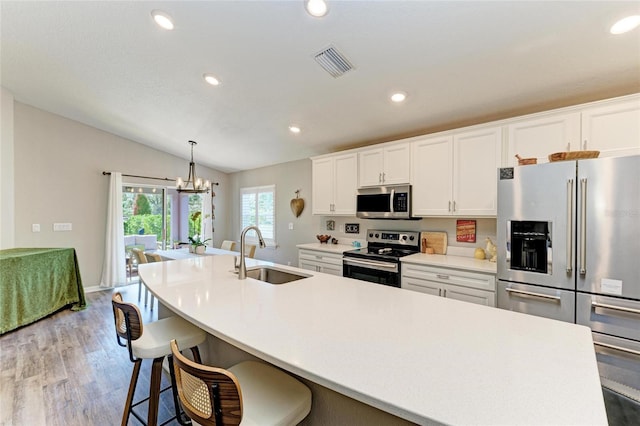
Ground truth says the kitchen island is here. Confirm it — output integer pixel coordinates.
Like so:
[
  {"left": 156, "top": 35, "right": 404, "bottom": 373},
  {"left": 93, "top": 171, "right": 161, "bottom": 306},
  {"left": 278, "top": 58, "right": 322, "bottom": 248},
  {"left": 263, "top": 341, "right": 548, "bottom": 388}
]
[{"left": 139, "top": 254, "right": 606, "bottom": 425}]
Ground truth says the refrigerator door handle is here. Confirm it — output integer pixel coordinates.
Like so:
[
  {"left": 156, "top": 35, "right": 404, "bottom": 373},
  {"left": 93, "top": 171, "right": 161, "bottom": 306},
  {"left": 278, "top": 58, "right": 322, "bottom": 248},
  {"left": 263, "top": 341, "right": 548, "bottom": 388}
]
[
  {"left": 566, "top": 179, "right": 573, "bottom": 273},
  {"left": 594, "top": 341, "right": 640, "bottom": 357},
  {"left": 579, "top": 178, "right": 587, "bottom": 275},
  {"left": 505, "top": 287, "right": 561, "bottom": 302},
  {"left": 592, "top": 301, "right": 640, "bottom": 316}
]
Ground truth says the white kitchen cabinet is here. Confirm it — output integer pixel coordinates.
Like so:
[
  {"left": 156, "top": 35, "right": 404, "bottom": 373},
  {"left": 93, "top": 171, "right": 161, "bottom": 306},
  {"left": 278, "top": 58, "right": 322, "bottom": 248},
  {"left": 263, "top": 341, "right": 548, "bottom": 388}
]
[
  {"left": 402, "top": 263, "right": 496, "bottom": 307},
  {"left": 506, "top": 112, "right": 581, "bottom": 166},
  {"left": 505, "top": 95, "right": 640, "bottom": 165},
  {"left": 581, "top": 97, "right": 640, "bottom": 157},
  {"left": 298, "top": 249, "right": 343, "bottom": 276},
  {"left": 312, "top": 153, "right": 357, "bottom": 215},
  {"left": 411, "top": 135, "right": 452, "bottom": 216},
  {"left": 411, "top": 126, "right": 501, "bottom": 216},
  {"left": 358, "top": 143, "right": 410, "bottom": 187}
]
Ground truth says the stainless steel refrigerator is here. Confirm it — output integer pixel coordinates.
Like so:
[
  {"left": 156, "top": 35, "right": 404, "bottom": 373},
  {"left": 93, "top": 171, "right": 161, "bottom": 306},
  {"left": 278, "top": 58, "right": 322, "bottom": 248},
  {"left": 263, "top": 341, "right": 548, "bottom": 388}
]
[{"left": 497, "top": 155, "right": 640, "bottom": 406}]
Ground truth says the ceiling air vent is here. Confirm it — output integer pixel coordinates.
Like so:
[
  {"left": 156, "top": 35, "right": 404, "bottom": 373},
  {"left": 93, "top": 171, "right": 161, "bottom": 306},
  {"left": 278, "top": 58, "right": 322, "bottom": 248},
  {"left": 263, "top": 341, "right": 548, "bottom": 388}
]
[{"left": 314, "top": 45, "right": 354, "bottom": 78}]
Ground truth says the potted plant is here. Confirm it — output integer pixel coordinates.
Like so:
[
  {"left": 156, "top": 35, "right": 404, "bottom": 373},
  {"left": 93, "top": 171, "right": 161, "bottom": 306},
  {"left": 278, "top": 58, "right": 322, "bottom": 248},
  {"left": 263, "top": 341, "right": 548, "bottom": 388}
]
[{"left": 188, "top": 235, "right": 211, "bottom": 254}]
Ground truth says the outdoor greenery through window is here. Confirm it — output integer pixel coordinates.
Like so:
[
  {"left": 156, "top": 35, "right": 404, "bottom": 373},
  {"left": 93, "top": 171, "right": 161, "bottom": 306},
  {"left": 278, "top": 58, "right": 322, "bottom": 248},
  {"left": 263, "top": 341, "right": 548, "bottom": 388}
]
[
  {"left": 122, "top": 187, "right": 170, "bottom": 243},
  {"left": 123, "top": 186, "right": 206, "bottom": 246},
  {"left": 241, "top": 185, "right": 275, "bottom": 245}
]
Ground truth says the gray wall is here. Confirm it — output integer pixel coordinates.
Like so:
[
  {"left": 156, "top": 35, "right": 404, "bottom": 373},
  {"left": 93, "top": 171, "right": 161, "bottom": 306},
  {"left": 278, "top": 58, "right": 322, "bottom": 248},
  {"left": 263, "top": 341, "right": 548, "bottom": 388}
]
[
  {"left": 9, "top": 101, "right": 229, "bottom": 288},
  {"left": 228, "top": 158, "right": 320, "bottom": 265}
]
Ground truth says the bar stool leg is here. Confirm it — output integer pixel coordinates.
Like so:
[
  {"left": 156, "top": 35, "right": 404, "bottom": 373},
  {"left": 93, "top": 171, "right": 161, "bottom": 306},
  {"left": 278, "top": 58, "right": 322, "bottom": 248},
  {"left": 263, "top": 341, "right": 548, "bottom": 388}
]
[
  {"left": 122, "top": 359, "right": 142, "bottom": 426},
  {"left": 190, "top": 346, "right": 202, "bottom": 363},
  {"left": 147, "top": 357, "right": 164, "bottom": 426}
]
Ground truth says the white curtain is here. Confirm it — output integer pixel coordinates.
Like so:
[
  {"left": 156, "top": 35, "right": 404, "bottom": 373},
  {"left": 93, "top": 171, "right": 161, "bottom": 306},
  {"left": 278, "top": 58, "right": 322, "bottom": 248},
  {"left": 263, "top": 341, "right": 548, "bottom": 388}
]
[
  {"left": 202, "top": 191, "right": 213, "bottom": 245},
  {"left": 100, "top": 172, "right": 126, "bottom": 287}
]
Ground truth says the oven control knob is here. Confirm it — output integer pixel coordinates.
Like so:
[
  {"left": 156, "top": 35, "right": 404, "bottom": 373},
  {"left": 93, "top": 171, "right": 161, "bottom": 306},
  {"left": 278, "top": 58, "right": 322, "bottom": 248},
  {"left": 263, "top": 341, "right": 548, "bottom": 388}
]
[
  {"left": 369, "top": 233, "right": 374, "bottom": 238},
  {"left": 409, "top": 236, "right": 415, "bottom": 241},
  {"left": 401, "top": 235, "right": 407, "bottom": 241},
  {"left": 375, "top": 233, "right": 379, "bottom": 238}
]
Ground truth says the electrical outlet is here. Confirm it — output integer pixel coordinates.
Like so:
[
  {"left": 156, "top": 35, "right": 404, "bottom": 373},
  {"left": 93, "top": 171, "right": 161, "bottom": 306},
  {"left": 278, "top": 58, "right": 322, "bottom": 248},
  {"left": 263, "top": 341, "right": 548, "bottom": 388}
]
[
  {"left": 288, "top": 222, "right": 294, "bottom": 230},
  {"left": 32, "top": 224, "right": 40, "bottom": 232},
  {"left": 345, "top": 223, "right": 360, "bottom": 234},
  {"left": 53, "top": 223, "right": 72, "bottom": 231}
]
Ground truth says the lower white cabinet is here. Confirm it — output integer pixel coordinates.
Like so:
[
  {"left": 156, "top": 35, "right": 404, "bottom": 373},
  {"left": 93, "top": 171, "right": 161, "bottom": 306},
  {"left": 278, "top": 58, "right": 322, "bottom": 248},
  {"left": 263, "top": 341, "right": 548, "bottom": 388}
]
[
  {"left": 401, "top": 263, "right": 496, "bottom": 307},
  {"left": 298, "top": 249, "right": 343, "bottom": 276}
]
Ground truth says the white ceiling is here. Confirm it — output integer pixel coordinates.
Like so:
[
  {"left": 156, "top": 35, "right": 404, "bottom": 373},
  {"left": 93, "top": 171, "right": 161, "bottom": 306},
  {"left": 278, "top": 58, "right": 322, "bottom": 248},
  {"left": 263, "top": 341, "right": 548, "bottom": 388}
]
[{"left": 2, "top": 1, "right": 639, "bottom": 173}]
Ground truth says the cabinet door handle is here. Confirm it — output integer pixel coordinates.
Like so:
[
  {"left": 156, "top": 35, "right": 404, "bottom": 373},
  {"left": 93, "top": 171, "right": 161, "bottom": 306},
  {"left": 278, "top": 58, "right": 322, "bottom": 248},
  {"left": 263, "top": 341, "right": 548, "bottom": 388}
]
[
  {"left": 438, "top": 288, "right": 442, "bottom": 297},
  {"left": 443, "top": 289, "right": 447, "bottom": 297},
  {"left": 448, "top": 201, "right": 452, "bottom": 212},
  {"left": 382, "top": 172, "right": 386, "bottom": 183},
  {"left": 452, "top": 201, "right": 456, "bottom": 212},
  {"left": 436, "top": 274, "right": 450, "bottom": 280},
  {"left": 379, "top": 172, "right": 382, "bottom": 183},
  {"left": 583, "top": 139, "right": 587, "bottom": 150}
]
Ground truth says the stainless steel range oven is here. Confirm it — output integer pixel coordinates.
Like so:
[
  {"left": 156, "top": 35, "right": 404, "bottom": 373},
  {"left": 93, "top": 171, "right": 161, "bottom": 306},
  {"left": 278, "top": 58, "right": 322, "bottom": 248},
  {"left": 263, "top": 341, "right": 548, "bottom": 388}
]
[{"left": 343, "top": 230, "right": 420, "bottom": 287}]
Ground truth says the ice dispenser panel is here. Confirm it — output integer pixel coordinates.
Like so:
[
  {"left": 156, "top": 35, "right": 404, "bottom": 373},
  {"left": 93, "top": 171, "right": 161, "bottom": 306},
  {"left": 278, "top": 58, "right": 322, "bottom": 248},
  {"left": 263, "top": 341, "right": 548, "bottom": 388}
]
[{"left": 509, "top": 221, "right": 551, "bottom": 274}]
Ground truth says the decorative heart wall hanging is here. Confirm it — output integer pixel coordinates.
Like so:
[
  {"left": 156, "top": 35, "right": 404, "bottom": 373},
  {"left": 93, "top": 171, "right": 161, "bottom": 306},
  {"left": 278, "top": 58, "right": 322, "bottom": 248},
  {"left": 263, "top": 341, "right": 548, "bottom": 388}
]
[{"left": 290, "top": 189, "right": 305, "bottom": 217}]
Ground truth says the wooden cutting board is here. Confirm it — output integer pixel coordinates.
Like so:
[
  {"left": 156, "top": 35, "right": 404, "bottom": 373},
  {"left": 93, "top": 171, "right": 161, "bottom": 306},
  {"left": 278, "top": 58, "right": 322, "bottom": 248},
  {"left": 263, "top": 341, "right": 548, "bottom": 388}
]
[{"left": 421, "top": 231, "right": 447, "bottom": 254}]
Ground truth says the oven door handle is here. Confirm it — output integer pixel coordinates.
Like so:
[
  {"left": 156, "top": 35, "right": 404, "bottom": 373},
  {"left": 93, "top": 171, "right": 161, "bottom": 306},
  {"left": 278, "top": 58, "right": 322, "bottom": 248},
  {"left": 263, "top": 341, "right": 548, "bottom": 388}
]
[{"left": 343, "top": 257, "right": 398, "bottom": 272}]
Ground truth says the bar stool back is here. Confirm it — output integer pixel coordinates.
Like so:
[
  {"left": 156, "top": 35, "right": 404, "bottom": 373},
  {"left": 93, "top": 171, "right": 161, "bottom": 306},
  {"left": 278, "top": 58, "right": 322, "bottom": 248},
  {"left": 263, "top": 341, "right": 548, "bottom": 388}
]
[
  {"left": 112, "top": 292, "right": 207, "bottom": 426},
  {"left": 171, "top": 339, "right": 312, "bottom": 426}
]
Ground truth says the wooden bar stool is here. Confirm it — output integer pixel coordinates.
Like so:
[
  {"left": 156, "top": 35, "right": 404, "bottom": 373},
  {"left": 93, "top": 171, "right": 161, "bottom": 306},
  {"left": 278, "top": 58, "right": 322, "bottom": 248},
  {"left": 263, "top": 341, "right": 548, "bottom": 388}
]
[
  {"left": 171, "top": 339, "right": 312, "bottom": 425},
  {"left": 145, "top": 252, "right": 166, "bottom": 309},
  {"left": 111, "top": 292, "right": 207, "bottom": 426},
  {"left": 131, "top": 248, "right": 155, "bottom": 308}
]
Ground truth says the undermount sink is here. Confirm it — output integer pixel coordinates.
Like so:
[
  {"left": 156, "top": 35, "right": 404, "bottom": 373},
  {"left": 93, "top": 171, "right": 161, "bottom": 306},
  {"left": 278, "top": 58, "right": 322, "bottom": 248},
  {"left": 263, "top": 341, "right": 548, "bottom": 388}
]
[{"left": 245, "top": 266, "right": 310, "bottom": 284}]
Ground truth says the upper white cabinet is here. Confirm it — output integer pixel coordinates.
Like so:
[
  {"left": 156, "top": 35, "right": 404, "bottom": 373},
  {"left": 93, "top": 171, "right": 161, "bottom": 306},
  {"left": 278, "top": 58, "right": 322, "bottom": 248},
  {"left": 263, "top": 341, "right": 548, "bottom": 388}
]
[
  {"left": 312, "top": 153, "right": 357, "bottom": 215},
  {"left": 581, "top": 98, "right": 640, "bottom": 157},
  {"left": 506, "top": 113, "right": 581, "bottom": 167},
  {"left": 412, "top": 127, "right": 501, "bottom": 216},
  {"left": 358, "top": 143, "right": 410, "bottom": 187},
  {"left": 505, "top": 95, "right": 640, "bottom": 165},
  {"left": 411, "top": 135, "right": 453, "bottom": 216},
  {"left": 453, "top": 127, "right": 502, "bottom": 216}
]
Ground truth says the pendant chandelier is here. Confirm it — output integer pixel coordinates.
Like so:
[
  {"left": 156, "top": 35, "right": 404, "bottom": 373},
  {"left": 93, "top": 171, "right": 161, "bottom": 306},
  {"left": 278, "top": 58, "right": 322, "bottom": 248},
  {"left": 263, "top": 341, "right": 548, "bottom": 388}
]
[{"left": 176, "top": 140, "right": 211, "bottom": 193}]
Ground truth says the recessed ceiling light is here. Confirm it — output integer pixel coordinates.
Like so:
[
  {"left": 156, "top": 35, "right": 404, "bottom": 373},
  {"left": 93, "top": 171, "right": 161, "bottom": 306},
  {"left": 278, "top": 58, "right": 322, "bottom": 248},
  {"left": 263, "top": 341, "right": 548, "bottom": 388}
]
[
  {"left": 151, "top": 10, "right": 174, "bottom": 30},
  {"left": 610, "top": 15, "right": 640, "bottom": 34},
  {"left": 203, "top": 73, "right": 220, "bottom": 86},
  {"left": 306, "top": 0, "right": 328, "bottom": 18},
  {"left": 390, "top": 92, "right": 407, "bottom": 103},
  {"left": 289, "top": 126, "right": 301, "bottom": 134}
]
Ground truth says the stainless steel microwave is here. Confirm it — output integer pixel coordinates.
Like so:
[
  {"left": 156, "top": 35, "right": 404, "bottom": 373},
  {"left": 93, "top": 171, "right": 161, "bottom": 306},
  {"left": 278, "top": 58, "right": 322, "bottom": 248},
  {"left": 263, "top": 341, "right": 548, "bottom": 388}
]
[{"left": 356, "top": 185, "right": 412, "bottom": 219}]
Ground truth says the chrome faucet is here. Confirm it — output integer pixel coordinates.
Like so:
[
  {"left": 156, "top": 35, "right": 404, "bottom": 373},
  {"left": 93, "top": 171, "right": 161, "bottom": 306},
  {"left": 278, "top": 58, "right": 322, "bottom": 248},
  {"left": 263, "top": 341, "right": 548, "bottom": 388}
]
[{"left": 237, "top": 225, "right": 266, "bottom": 279}]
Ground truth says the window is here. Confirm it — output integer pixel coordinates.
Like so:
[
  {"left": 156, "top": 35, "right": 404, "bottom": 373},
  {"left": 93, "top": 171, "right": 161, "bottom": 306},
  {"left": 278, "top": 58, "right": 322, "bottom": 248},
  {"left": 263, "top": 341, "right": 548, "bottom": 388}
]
[{"left": 241, "top": 185, "right": 276, "bottom": 245}]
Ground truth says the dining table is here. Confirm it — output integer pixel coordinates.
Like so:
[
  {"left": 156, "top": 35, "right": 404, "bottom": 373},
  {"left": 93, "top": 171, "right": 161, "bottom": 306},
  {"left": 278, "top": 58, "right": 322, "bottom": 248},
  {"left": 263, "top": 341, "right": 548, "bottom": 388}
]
[
  {"left": 152, "top": 246, "right": 238, "bottom": 260},
  {"left": 0, "top": 247, "right": 86, "bottom": 334}
]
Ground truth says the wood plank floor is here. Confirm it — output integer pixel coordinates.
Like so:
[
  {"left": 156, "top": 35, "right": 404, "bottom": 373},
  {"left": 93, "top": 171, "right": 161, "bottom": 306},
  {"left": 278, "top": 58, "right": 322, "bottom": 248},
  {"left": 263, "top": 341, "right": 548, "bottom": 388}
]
[{"left": 0, "top": 283, "right": 182, "bottom": 426}]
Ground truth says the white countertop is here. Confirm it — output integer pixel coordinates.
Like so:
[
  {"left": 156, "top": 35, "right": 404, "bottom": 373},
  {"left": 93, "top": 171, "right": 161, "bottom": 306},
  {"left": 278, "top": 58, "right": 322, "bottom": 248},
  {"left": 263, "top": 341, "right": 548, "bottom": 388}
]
[
  {"left": 402, "top": 252, "right": 497, "bottom": 274},
  {"left": 140, "top": 255, "right": 606, "bottom": 425},
  {"left": 296, "top": 242, "right": 356, "bottom": 254}
]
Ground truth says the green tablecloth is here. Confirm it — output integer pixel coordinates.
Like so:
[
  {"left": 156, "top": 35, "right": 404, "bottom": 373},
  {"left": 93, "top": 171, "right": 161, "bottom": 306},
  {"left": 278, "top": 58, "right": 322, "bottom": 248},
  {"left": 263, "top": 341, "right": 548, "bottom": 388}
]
[{"left": 0, "top": 248, "right": 86, "bottom": 334}]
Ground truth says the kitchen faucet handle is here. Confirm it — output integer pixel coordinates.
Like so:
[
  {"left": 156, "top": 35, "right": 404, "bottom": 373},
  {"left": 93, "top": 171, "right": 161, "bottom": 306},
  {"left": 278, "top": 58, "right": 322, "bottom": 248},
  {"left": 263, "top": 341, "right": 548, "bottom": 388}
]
[{"left": 234, "top": 256, "right": 240, "bottom": 272}]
